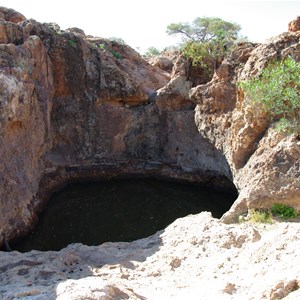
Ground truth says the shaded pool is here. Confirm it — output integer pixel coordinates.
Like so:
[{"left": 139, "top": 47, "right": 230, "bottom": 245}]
[{"left": 12, "top": 178, "right": 237, "bottom": 252}]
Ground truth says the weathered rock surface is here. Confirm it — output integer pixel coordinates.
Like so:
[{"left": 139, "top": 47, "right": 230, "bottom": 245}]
[
  {"left": 288, "top": 16, "right": 300, "bottom": 32},
  {"left": 146, "top": 52, "right": 175, "bottom": 73},
  {"left": 0, "top": 7, "right": 300, "bottom": 299},
  {"left": 190, "top": 34, "right": 300, "bottom": 222},
  {"left": 0, "top": 7, "right": 25, "bottom": 23},
  {"left": 0, "top": 7, "right": 234, "bottom": 246},
  {"left": 1, "top": 212, "right": 300, "bottom": 299}
]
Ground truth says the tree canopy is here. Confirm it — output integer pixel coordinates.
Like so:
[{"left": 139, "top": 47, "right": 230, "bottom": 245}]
[
  {"left": 166, "top": 17, "right": 242, "bottom": 76},
  {"left": 166, "top": 17, "right": 241, "bottom": 43},
  {"left": 144, "top": 46, "right": 161, "bottom": 57}
]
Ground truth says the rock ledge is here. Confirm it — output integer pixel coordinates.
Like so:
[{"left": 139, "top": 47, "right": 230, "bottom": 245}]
[{"left": 1, "top": 212, "right": 300, "bottom": 299}]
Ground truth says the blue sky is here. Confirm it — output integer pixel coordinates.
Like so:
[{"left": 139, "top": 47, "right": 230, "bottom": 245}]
[{"left": 1, "top": 0, "right": 299, "bottom": 52}]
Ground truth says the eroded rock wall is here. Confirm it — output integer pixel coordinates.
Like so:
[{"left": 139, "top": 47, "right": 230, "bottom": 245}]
[
  {"left": 0, "top": 7, "right": 233, "bottom": 245},
  {"left": 191, "top": 33, "right": 300, "bottom": 221},
  {"left": 0, "top": 28, "right": 54, "bottom": 241},
  {"left": 1, "top": 7, "right": 299, "bottom": 244}
]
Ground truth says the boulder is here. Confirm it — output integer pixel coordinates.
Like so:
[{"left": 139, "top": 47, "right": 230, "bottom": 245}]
[
  {"left": 288, "top": 16, "right": 300, "bottom": 32},
  {"left": 148, "top": 55, "right": 174, "bottom": 72},
  {"left": 0, "top": 6, "right": 26, "bottom": 23}
]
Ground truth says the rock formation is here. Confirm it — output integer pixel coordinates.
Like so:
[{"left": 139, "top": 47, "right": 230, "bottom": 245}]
[
  {"left": 288, "top": 16, "right": 300, "bottom": 32},
  {"left": 1, "top": 6, "right": 300, "bottom": 299},
  {"left": 0, "top": 7, "right": 300, "bottom": 242},
  {"left": 191, "top": 34, "right": 300, "bottom": 222},
  {"left": 0, "top": 7, "right": 234, "bottom": 246}
]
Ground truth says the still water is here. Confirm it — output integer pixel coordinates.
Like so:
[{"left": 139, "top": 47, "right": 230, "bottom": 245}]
[{"left": 12, "top": 178, "right": 237, "bottom": 252}]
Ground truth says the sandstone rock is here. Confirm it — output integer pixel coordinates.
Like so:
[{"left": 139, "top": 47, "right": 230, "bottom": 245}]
[
  {"left": 0, "top": 7, "right": 233, "bottom": 247},
  {"left": 0, "top": 11, "right": 170, "bottom": 244},
  {"left": 191, "top": 33, "right": 300, "bottom": 222},
  {"left": 66, "top": 27, "right": 86, "bottom": 37},
  {"left": 0, "top": 20, "right": 29, "bottom": 44},
  {"left": 171, "top": 53, "right": 213, "bottom": 86},
  {"left": 0, "top": 31, "right": 53, "bottom": 245}
]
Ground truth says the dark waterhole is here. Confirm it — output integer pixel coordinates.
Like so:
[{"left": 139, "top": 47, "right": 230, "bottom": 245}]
[{"left": 12, "top": 178, "right": 237, "bottom": 252}]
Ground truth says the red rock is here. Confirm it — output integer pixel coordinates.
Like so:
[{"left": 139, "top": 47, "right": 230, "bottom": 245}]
[{"left": 0, "top": 7, "right": 26, "bottom": 23}]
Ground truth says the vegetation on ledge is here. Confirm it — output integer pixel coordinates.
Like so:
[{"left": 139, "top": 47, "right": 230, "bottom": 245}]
[{"left": 239, "top": 57, "right": 300, "bottom": 135}]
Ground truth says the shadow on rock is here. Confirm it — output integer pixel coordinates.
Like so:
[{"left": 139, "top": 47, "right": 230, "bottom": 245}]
[{"left": 0, "top": 231, "right": 163, "bottom": 299}]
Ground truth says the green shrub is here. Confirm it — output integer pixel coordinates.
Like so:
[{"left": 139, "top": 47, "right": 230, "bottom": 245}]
[
  {"left": 239, "top": 57, "right": 300, "bottom": 135},
  {"left": 247, "top": 209, "right": 273, "bottom": 224},
  {"left": 167, "top": 17, "right": 241, "bottom": 76},
  {"left": 110, "top": 49, "right": 122, "bottom": 59},
  {"left": 144, "top": 46, "right": 161, "bottom": 57},
  {"left": 183, "top": 41, "right": 213, "bottom": 66},
  {"left": 98, "top": 43, "right": 106, "bottom": 50},
  {"left": 94, "top": 43, "right": 122, "bottom": 59},
  {"left": 271, "top": 203, "right": 298, "bottom": 219},
  {"left": 68, "top": 39, "right": 76, "bottom": 48}
]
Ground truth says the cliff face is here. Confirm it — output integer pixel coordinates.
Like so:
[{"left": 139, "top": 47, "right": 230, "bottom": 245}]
[
  {"left": 190, "top": 33, "right": 300, "bottom": 222},
  {"left": 0, "top": 7, "right": 299, "bottom": 244},
  {"left": 1, "top": 9, "right": 300, "bottom": 298},
  {"left": 0, "top": 7, "right": 233, "bottom": 245}
]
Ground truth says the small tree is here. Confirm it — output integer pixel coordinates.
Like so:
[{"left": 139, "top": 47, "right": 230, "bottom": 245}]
[
  {"left": 109, "top": 37, "right": 125, "bottom": 45},
  {"left": 167, "top": 17, "right": 241, "bottom": 75},
  {"left": 144, "top": 46, "right": 161, "bottom": 57},
  {"left": 166, "top": 17, "right": 241, "bottom": 43},
  {"left": 239, "top": 57, "right": 300, "bottom": 135}
]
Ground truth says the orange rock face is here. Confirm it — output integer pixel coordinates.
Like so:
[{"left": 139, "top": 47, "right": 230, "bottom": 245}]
[
  {"left": 0, "top": 8, "right": 171, "bottom": 245},
  {"left": 1, "top": 6, "right": 300, "bottom": 247}
]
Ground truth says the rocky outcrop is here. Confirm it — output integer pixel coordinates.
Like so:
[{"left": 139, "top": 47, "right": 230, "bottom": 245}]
[
  {"left": 191, "top": 34, "right": 300, "bottom": 222},
  {"left": 0, "top": 7, "right": 235, "bottom": 246},
  {"left": 0, "top": 7, "right": 300, "bottom": 299},
  {"left": 146, "top": 52, "right": 175, "bottom": 73},
  {"left": 0, "top": 31, "right": 54, "bottom": 242},
  {"left": 0, "top": 6, "right": 299, "bottom": 245},
  {"left": 288, "top": 16, "right": 300, "bottom": 32},
  {"left": 1, "top": 212, "right": 300, "bottom": 299},
  {"left": 0, "top": 7, "right": 25, "bottom": 23}
]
